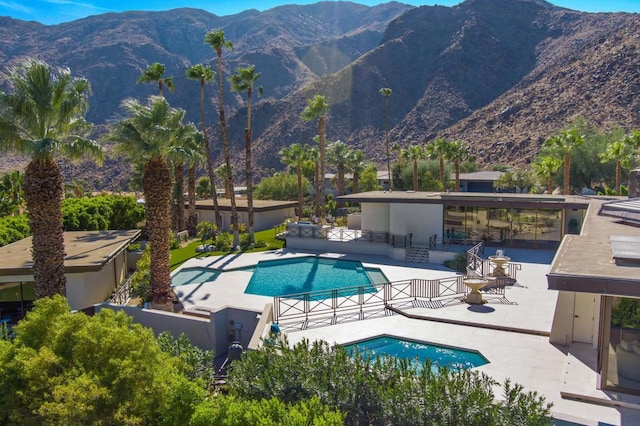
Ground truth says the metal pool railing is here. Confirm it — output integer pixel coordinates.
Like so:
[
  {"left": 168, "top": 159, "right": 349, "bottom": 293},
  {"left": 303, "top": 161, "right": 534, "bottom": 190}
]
[{"left": 273, "top": 276, "right": 468, "bottom": 324}]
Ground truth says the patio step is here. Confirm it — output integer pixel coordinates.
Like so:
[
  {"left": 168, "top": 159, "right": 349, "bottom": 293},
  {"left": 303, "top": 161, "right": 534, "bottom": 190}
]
[{"left": 405, "top": 247, "right": 430, "bottom": 263}]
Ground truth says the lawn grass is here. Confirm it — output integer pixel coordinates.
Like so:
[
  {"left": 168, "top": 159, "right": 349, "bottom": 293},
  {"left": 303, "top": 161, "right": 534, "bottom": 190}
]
[{"left": 169, "top": 226, "right": 285, "bottom": 270}]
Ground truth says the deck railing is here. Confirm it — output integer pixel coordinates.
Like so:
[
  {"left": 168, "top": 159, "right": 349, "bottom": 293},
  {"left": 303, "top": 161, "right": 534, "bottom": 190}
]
[
  {"left": 107, "top": 273, "right": 136, "bottom": 305},
  {"left": 274, "top": 275, "right": 470, "bottom": 324},
  {"left": 286, "top": 223, "right": 412, "bottom": 248}
]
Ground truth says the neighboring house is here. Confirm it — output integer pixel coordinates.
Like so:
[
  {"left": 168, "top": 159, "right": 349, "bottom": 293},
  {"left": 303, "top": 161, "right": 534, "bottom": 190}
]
[
  {"left": 0, "top": 230, "right": 141, "bottom": 316},
  {"left": 458, "top": 171, "right": 505, "bottom": 193},
  {"left": 547, "top": 197, "right": 640, "bottom": 395},
  {"left": 195, "top": 198, "right": 296, "bottom": 232}
]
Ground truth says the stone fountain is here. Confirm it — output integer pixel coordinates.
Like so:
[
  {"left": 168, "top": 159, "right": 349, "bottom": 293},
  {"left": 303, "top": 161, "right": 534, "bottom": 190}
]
[
  {"left": 488, "top": 249, "right": 510, "bottom": 277},
  {"left": 463, "top": 277, "right": 489, "bottom": 304}
]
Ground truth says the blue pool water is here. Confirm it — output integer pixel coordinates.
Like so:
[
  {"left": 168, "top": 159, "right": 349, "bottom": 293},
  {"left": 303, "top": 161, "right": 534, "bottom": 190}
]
[
  {"left": 172, "top": 267, "right": 221, "bottom": 286},
  {"left": 345, "top": 336, "right": 489, "bottom": 372},
  {"left": 244, "top": 257, "right": 386, "bottom": 297}
]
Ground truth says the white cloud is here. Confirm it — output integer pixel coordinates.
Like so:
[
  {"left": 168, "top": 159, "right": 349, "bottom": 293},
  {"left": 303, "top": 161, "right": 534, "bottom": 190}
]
[{"left": 0, "top": 0, "right": 34, "bottom": 14}]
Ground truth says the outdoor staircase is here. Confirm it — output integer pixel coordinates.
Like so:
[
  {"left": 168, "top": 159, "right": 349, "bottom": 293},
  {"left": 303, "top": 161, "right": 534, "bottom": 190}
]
[{"left": 405, "top": 246, "right": 430, "bottom": 263}]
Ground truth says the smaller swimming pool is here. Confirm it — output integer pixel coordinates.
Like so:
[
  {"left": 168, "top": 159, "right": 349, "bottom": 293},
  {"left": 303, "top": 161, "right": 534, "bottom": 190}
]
[
  {"left": 172, "top": 267, "right": 221, "bottom": 286},
  {"left": 345, "top": 335, "right": 489, "bottom": 372}
]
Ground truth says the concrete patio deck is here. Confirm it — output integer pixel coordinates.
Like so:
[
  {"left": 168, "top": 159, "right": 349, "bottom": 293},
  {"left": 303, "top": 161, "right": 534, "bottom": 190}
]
[{"left": 172, "top": 247, "right": 640, "bottom": 425}]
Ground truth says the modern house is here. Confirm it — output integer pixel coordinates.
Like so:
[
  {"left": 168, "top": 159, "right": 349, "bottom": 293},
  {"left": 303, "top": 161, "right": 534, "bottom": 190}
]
[
  {"left": 194, "top": 198, "right": 296, "bottom": 232},
  {"left": 0, "top": 229, "right": 141, "bottom": 316},
  {"left": 458, "top": 170, "right": 505, "bottom": 192},
  {"left": 547, "top": 197, "right": 640, "bottom": 395}
]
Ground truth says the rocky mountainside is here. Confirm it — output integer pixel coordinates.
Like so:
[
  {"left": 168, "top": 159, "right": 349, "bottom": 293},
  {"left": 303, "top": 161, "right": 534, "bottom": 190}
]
[
  {"left": 1, "top": 0, "right": 639, "bottom": 188},
  {"left": 241, "top": 0, "right": 640, "bottom": 172}
]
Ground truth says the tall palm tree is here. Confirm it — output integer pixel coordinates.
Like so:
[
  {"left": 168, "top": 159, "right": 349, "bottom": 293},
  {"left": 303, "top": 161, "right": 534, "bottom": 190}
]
[
  {"left": 600, "top": 140, "right": 634, "bottom": 195},
  {"left": 216, "top": 164, "right": 231, "bottom": 198},
  {"left": 230, "top": 65, "right": 262, "bottom": 243},
  {"left": 302, "top": 95, "right": 329, "bottom": 220},
  {"left": 347, "top": 149, "right": 367, "bottom": 194},
  {"left": 445, "top": 140, "right": 474, "bottom": 192},
  {"left": 425, "top": 138, "right": 450, "bottom": 191},
  {"left": 109, "top": 96, "right": 190, "bottom": 310},
  {"left": 171, "top": 123, "right": 201, "bottom": 232},
  {"left": 280, "top": 143, "right": 309, "bottom": 219},
  {"left": 379, "top": 87, "right": 393, "bottom": 190},
  {"left": 327, "top": 140, "right": 352, "bottom": 198},
  {"left": 186, "top": 131, "right": 205, "bottom": 237},
  {"left": 545, "top": 128, "right": 584, "bottom": 195},
  {"left": 401, "top": 145, "right": 425, "bottom": 191},
  {"left": 0, "top": 59, "right": 102, "bottom": 298},
  {"left": 205, "top": 28, "right": 239, "bottom": 248},
  {"left": 532, "top": 156, "right": 562, "bottom": 195},
  {"left": 138, "top": 63, "right": 175, "bottom": 97},
  {"left": 185, "top": 63, "right": 222, "bottom": 230}
]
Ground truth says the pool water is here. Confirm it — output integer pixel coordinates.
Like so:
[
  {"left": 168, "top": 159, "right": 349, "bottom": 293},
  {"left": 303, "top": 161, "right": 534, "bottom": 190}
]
[
  {"left": 345, "top": 335, "right": 489, "bottom": 372},
  {"left": 244, "top": 257, "right": 386, "bottom": 297},
  {"left": 172, "top": 267, "right": 221, "bottom": 286}
]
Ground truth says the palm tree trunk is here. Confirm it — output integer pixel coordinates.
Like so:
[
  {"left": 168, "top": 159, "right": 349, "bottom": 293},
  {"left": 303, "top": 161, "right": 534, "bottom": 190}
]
[
  {"left": 563, "top": 151, "right": 570, "bottom": 195},
  {"left": 217, "top": 53, "right": 240, "bottom": 248},
  {"left": 319, "top": 116, "right": 326, "bottom": 221},
  {"left": 353, "top": 172, "right": 360, "bottom": 194},
  {"left": 296, "top": 165, "right": 303, "bottom": 220},
  {"left": 245, "top": 89, "right": 255, "bottom": 243},
  {"left": 413, "top": 160, "right": 418, "bottom": 191},
  {"left": 455, "top": 162, "right": 461, "bottom": 192},
  {"left": 173, "top": 162, "right": 185, "bottom": 232},
  {"left": 144, "top": 158, "right": 173, "bottom": 310},
  {"left": 200, "top": 79, "right": 222, "bottom": 230},
  {"left": 616, "top": 161, "right": 621, "bottom": 195},
  {"left": 314, "top": 162, "right": 320, "bottom": 218},
  {"left": 547, "top": 176, "right": 553, "bottom": 195},
  {"left": 187, "top": 164, "right": 197, "bottom": 237},
  {"left": 439, "top": 156, "right": 445, "bottom": 190},
  {"left": 25, "top": 155, "right": 66, "bottom": 298}
]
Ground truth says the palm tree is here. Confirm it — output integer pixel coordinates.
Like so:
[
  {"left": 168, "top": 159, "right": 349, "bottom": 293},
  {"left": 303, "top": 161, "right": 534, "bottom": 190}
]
[
  {"left": 532, "top": 156, "right": 562, "bottom": 194},
  {"left": 138, "top": 63, "right": 175, "bottom": 97},
  {"left": 600, "top": 140, "right": 634, "bottom": 195},
  {"left": 308, "top": 146, "right": 321, "bottom": 217},
  {"left": 205, "top": 28, "right": 239, "bottom": 248},
  {"left": 230, "top": 65, "right": 262, "bottom": 243},
  {"left": 185, "top": 63, "right": 222, "bottom": 230},
  {"left": 302, "top": 95, "right": 329, "bottom": 220},
  {"left": 425, "top": 138, "right": 450, "bottom": 190},
  {"left": 0, "top": 59, "right": 102, "bottom": 298},
  {"left": 545, "top": 128, "right": 584, "bottom": 195},
  {"left": 280, "top": 143, "right": 309, "bottom": 219},
  {"left": 171, "top": 123, "right": 201, "bottom": 232},
  {"left": 109, "top": 96, "right": 190, "bottom": 310},
  {"left": 401, "top": 145, "right": 425, "bottom": 191},
  {"left": 379, "top": 87, "right": 393, "bottom": 190},
  {"left": 216, "top": 164, "right": 231, "bottom": 198},
  {"left": 445, "top": 140, "right": 474, "bottom": 192},
  {"left": 347, "top": 149, "right": 367, "bottom": 194},
  {"left": 186, "top": 131, "right": 205, "bottom": 236},
  {"left": 327, "top": 140, "right": 352, "bottom": 198}
]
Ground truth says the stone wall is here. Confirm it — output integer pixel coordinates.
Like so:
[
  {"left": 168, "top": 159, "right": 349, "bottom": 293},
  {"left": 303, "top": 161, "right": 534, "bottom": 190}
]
[{"left": 629, "top": 168, "right": 640, "bottom": 198}]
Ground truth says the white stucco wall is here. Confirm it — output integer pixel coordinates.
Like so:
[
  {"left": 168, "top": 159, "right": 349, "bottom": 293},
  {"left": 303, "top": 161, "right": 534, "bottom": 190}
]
[
  {"left": 361, "top": 203, "right": 389, "bottom": 232},
  {"left": 195, "top": 207, "right": 295, "bottom": 232},
  {"left": 550, "top": 291, "right": 599, "bottom": 348},
  {"left": 66, "top": 258, "right": 122, "bottom": 311},
  {"left": 389, "top": 203, "right": 443, "bottom": 246}
]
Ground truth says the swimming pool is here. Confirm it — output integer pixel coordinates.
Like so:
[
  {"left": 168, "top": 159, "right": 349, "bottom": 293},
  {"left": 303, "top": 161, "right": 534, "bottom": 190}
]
[
  {"left": 344, "top": 335, "right": 489, "bottom": 372},
  {"left": 172, "top": 267, "right": 221, "bottom": 286},
  {"left": 244, "top": 257, "right": 387, "bottom": 297}
]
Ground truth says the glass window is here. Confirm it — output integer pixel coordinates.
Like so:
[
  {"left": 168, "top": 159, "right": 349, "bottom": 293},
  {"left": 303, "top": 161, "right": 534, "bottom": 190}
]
[{"left": 605, "top": 297, "right": 640, "bottom": 393}]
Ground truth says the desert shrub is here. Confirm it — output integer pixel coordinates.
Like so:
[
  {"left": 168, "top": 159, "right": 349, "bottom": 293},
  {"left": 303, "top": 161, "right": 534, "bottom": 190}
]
[
  {"left": 130, "top": 248, "right": 151, "bottom": 303},
  {"left": 239, "top": 233, "right": 252, "bottom": 250},
  {"left": 214, "top": 233, "right": 232, "bottom": 252}
]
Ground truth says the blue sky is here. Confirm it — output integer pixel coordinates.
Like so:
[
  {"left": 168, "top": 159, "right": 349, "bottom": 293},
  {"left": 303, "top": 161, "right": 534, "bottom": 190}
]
[{"left": 1, "top": 1, "right": 639, "bottom": 25}]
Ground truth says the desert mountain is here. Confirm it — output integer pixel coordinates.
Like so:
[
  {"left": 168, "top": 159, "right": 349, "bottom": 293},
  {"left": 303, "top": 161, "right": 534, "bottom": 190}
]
[{"left": 1, "top": 0, "right": 639, "bottom": 188}]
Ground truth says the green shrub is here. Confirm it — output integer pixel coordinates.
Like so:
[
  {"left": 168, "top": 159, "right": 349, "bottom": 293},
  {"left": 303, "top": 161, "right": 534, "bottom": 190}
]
[
  {"left": 170, "top": 232, "right": 181, "bottom": 250},
  {"left": 239, "top": 233, "right": 252, "bottom": 250},
  {"left": 157, "top": 332, "right": 215, "bottom": 385},
  {"left": 0, "top": 215, "right": 30, "bottom": 247},
  {"left": 214, "top": 233, "right": 232, "bottom": 252},
  {"left": 444, "top": 252, "right": 467, "bottom": 273},
  {"left": 253, "top": 240, "right": 267, "bottom": 249},
  {"left": 130, "top": 248, "right": 151, "bottom": 303}
]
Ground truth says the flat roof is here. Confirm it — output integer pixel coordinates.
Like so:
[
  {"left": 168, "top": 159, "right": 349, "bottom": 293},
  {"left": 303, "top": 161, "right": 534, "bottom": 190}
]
[
  {"left": 336, "top": 190, "right": 600, "bottom": 209},
  {"left": 195, "top": 198, "right": 296, "bottom": 211},
  {"left": 0, "top": 229, "right": 141, "bottom": 277},
  {"left": 547, "top": 198, "right": 640, "bottom": 296},
  {"left": 458, "top": 171, "right": 505, "bottom": 181}
]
